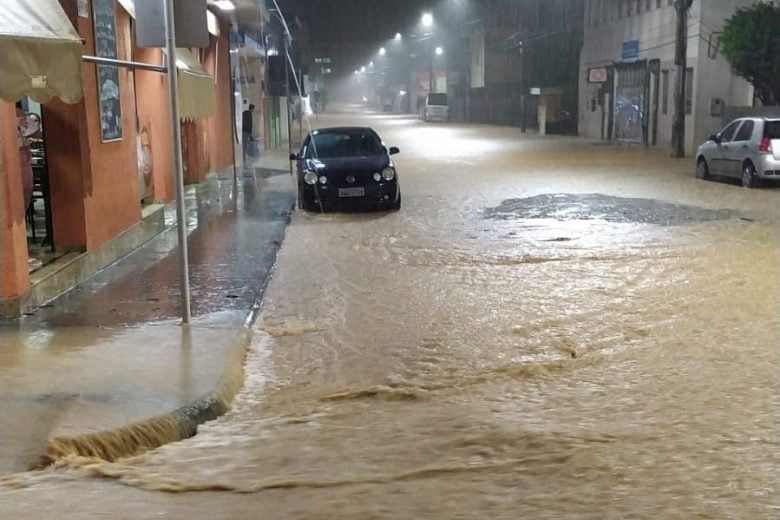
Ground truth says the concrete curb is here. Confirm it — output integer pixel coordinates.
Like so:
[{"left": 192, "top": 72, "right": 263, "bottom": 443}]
[
  {"left": 30, "top": 196, "right": 295, "bottom": 470},
  {"left": 34, "top": 329, "right": 251, "bottom": 469}
]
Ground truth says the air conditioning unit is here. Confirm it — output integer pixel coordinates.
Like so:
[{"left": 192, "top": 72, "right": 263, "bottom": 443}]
[{"left": 709, "top": 98, "right": 724, "bottom": 117}]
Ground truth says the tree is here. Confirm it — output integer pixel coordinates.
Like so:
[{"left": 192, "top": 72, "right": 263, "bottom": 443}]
[{"left": 720, "top": 2, "right": 780, "bottom": 106}]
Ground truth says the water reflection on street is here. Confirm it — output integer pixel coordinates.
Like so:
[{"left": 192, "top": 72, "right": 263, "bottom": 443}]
[{"left": 2, "top": 111, "right": 778, "bottom": 519}]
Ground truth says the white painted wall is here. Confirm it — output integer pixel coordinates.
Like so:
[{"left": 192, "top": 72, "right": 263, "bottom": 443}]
[
  {"left": 579, "top": 0, "right": 757, "bottom": 155},
  {"left": 693, "top": 0, "right": 755, "bottom": 145}
]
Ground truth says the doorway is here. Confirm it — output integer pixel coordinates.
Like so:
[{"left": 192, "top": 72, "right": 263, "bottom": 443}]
[{"left": 613, "top": 61, "right": 648, "bottom": 144}]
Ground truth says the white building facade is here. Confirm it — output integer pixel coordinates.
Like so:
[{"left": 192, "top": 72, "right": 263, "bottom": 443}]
[{"left": 579, "top": 0, "right": 757, "bottom": 155}]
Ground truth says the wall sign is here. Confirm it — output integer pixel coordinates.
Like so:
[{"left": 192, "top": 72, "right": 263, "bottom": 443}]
[
  {"left": 588, "top": 67, "right": 609, "bottom": 83},
  {"left": 622, "top": 40, "right": 639, "bottom": 61},
  {"left": 93, "top": 0, "right": 123, "bottom": 142},
  {"left": 78, "top": 0, "right": 89, "bottom": 18}
]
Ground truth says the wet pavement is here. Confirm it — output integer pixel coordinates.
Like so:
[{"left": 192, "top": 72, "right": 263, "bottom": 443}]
[
  {"left": 0, "top": 157, "right": 295, "bottom": 474},
  {"left": 2, "top": 110, "right": 779, "bottom": 518},
  {"left": 5, "top": 162, "right": 293, "bottom": 329}
]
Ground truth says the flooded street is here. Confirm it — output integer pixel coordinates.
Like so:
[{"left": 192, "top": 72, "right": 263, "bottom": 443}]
[{"left": 2, "top": 111, "right": 779, "bottom": 518}]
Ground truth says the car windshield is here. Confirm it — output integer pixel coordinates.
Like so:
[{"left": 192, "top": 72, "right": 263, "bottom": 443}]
[
  {"left": 304, "top": 130, "right": 384, "bottom": 158},
  {"left": 427, "top": 93, "right": 448, "bottom": 106},
  {"left": 765, "top": 120, "right": 780, "bottom": 139}
]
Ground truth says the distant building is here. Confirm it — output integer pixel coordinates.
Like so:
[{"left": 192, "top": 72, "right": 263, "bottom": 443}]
[
  {"left": 579, "top": 0, "right": 756, "bottom": 155},
  {"left": 449, "top": 0, "right": 583, "bottom": 131}
]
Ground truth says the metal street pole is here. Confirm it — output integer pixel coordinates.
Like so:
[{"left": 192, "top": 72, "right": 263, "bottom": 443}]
[
  {"left": 163, "top": 0, "right": 192, "bottom": 324},
  {"left": 285, "top": 43, "right": 294, "bottom": 175},
  {"left": 672, "top": 0, "right": 693, "bottom": 158},
  {"left": 429, "top": 42, "right": 435, "bottom": 94}
]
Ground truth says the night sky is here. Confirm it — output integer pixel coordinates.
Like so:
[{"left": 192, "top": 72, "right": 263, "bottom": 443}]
[{"left": 291, "top": 0, "right": 446, "bottom": 76}]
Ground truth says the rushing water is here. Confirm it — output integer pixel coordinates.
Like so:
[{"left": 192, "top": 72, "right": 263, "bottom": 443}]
[{"left": 2, "top": 112, "right": 779, "bottom": 518}]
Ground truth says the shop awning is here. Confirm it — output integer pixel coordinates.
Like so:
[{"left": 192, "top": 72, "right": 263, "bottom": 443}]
[
  {"left": 162, "top": 48, "right": 216, "bottom": 120},
  {"left": 117, "top": 0, "right": 216, "bottom": 121},
  {"left": 0, "top": 0, "right": 84, "bottom": 104}
]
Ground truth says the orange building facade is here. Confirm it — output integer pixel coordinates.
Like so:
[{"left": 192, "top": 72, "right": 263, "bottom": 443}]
[{"left": 0, "top": 0, "right": 236, "bottom": 316}]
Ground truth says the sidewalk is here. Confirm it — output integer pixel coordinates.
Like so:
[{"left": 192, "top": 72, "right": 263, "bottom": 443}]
[{"left": 0, "top": 155, "right": 295, "bottom": 475}]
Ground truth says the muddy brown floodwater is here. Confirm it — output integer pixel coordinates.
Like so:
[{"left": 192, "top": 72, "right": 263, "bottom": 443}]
[{"left": 2, "top": 111, "right": 779, "bottom": 519}]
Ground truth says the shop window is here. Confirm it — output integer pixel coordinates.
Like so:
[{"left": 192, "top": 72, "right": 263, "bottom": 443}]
[{"left": 661, "top": 70, "right": 669, "bottom": 114}]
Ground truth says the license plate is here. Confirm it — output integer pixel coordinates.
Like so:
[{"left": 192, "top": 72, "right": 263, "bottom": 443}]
[{"left": 338, "top": 187, "right": 365, "bottom": 198}]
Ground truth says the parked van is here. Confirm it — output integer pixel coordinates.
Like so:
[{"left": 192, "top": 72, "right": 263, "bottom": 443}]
[{"left": 421, "top": 93, "right": 449, "bottom": 122}]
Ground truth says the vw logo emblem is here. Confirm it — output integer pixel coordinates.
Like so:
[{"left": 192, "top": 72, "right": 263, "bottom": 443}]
[{"left": 346, "top": 175, "right": 356, "bottom": 184}]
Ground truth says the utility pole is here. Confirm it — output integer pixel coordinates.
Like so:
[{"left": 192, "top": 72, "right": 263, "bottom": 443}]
[
  {"left": 672, "top": 0, "right": 693, "bottom": 158},
  {"left": 429, "top": 41, "right": 435, "bottom": 94},
  {"left": 519, "top": 42, "right": 527, "bottom": 133}
]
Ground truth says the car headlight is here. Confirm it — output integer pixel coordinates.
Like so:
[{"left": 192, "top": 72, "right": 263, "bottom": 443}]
[
  {"left": 373, "top": 172, "right": 382, "bottom": 181},
  {"left": 319, "top": 176, "right": 328, "bottom": 185},
  {"left": 382, "top": 167, "right": 396, "bottom": 181},
  {"left": 303, "top": 171, "right": 317, "bottom": 185}
]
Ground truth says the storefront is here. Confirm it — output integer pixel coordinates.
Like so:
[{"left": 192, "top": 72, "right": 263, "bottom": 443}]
[
  {"left": 0, "top": 0, "right": 84, "bottom": 312},
  {"left": 1, "top": 0, "right": 233, "bottom": 317},
  {"left": 119, "top": 0, "right": 218, "bottom": 195}
]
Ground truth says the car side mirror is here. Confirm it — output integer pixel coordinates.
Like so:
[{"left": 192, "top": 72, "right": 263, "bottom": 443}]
[
  {"left": 289, "top": 153, "right": 298, "bottom": 160},
  {"left": 709, "top": 134, "right": 721, "bottom": 144},
  {"left": 388, "top": 146, "right": 400, "bottom": 155}
]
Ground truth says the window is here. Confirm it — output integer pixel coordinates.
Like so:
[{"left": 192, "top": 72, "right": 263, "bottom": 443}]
[
  {"left": 304, "top": 130, "right": 385, "bottom": 159},
  {"left": 656, "top": 0, "right": 662, "bottom": 7},
  {"left": 720, "top": 121, "right": 742, "bottom": 142},
  {"left": 734, "top": 120, "right": 755, "bottom": 141},
  {"left": 661, "top": 70, "right": 669, "bottom": 114},
  {"left": 685, "top": 67, "right": 694, "bottom": 115},
  {"left": 586, "top": 0, "right": 592, "bottom": 26},
  {"left": 646, "top": 0, "right": 652, "bottom": 10},
  {"left": 765, "top": 121, "right": 780, "bottom": 139}
]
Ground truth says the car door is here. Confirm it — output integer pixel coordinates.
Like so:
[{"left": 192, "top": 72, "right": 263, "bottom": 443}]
[
  {"left": 711, "top": 120, "right": 742, "bottom": 175},
  {"left": 725, "top": 119, "right": 755, "bottom": 177}
]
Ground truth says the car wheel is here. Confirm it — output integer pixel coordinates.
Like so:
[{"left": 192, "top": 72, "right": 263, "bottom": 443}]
[
  {"left": 299, "top": 192, "right": 318, "bottom": 212},
  {"left": 695, "top": 158, "right": 710, "bottom": 180},
  {"left": 390, "top": 193, "right": 402, "bottom": 211},
  {"left": 741, "top": 162, "right": 760, "bottom": 188}
]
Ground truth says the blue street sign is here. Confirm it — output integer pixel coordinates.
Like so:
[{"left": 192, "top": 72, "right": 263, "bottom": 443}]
[{"left": 622, "top": 40, "right": 639, "bottom": 60}]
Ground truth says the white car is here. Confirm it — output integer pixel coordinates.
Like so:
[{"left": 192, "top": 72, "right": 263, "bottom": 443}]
[
  {"left": 421, "top": 93, "right": 449, "bottom": 123},
  {"left": 695, "top": 117, "right": 780, "bottom": 188}
]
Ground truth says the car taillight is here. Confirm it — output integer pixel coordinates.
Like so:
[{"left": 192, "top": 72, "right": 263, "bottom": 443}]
[{"left": 759, "top": 137, "right": 772, "bottom": 153}]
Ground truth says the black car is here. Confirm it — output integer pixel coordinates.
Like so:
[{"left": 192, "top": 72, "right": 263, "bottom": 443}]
[{"left": 290, "top": 127, "right": 401, "bottom": 212}]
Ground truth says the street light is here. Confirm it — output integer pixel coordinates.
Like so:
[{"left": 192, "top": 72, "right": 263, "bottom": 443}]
[
  {"left": 435, "top": 46, "right": 444, "bottom": 56},
  {"left": 213, "top": 0, "right": 235, "bottom": 11},
  {"left": 360, "top": 66, "right": 366, "bottom": 72},
  {"left": 395, "top": 32, "right": 402, "bottom": 41},
  {"left": 369, "top": 61, "right": 374, "bottom": 67},
  {"left": 421, "top": 12, "right": 433, "bottom": 27},
  {"left": 379, "top": 47, "right": 386, "bottom": 56}
]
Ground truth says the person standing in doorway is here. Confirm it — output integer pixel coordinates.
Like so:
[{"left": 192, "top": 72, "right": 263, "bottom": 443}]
[
  {"left": 242, "top": 103, "right": 255, "bottom": 165},
  {"left": 15, "top": 104, "right": 33, "bottom": 210},
  {"left": 16, "top": 103, "right": 41, "bottom": 272}
]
